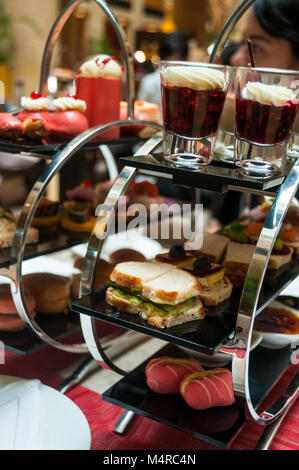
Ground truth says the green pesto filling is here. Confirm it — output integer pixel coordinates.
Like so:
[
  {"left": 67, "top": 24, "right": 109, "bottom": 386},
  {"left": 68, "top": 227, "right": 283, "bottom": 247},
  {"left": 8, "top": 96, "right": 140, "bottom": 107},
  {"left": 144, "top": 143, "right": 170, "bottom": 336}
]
[{"left": 109, "top": 284, "right": 196, "bottom": 316}]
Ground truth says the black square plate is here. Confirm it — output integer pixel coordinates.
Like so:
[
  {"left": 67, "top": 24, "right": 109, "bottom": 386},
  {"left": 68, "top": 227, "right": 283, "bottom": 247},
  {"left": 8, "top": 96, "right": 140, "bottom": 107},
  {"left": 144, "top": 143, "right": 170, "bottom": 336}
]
[
  {"left": 102, "top": 343, "right": 292, "bottom": 449},
  {"left": 120, "top": 153, "right": 293, "bottom": 193}
]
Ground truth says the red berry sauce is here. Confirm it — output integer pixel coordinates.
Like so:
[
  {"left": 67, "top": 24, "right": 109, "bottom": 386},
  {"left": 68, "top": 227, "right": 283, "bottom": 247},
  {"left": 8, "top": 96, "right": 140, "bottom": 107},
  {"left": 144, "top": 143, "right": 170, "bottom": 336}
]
[
  {"left": 161, "top": 84, "right": 226, "bottom": 138},
  {"left": 235, "top": 98, "right": 299, "bottom": 145}
]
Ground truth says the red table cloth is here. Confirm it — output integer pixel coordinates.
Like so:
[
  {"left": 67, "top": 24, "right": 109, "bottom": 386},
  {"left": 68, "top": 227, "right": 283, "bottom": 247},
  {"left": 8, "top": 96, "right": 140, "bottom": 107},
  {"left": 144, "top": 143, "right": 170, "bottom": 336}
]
[{"left": 0, "top": 334, "right": 298, "bottom": 451}]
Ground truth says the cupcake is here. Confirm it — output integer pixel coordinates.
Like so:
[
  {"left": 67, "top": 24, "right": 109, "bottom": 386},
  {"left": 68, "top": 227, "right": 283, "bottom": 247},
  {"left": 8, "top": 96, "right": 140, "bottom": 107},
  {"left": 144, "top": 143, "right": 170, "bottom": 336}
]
[{"left": 47, "top": 95, "right": 89, "bottom": 142}]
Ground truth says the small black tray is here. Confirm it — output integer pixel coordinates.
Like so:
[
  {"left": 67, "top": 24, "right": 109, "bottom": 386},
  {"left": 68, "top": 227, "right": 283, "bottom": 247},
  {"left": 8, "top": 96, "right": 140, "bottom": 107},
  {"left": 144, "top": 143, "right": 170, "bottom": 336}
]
[
  {"left": 102, "top": 343, "right": 292, "bottom": 449},
  {"left": 120, "top": 153, "right": 293, "bottom": 193},
  {"left": 0, "top": 231, "right": 90, "bottom": 269},
  {"left": 0, "top": 135, "right": 145, "bottom": 157},
  {"left": 72, "top": 286, "right": 239, "bottom": 355},
  {"left": 72, "top": 257, "right": 299, "bottom": 356}
]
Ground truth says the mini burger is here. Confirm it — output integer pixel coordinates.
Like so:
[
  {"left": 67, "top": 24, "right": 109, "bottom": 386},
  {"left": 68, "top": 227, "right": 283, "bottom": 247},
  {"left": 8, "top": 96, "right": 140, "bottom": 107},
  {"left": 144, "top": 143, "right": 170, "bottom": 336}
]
[{"left": 0, "top": 284, "right": 36, "bottom": 332}]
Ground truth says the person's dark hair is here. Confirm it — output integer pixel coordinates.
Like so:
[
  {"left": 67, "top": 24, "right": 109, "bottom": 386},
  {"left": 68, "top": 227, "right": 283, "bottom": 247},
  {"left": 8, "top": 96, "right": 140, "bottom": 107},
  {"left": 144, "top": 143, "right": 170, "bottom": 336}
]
[
  {"left": 254, "top": 0, "right": 299, "bottom": 60},
  {"left": 158, "top": 31, "right": 189, "bottom": 61}
]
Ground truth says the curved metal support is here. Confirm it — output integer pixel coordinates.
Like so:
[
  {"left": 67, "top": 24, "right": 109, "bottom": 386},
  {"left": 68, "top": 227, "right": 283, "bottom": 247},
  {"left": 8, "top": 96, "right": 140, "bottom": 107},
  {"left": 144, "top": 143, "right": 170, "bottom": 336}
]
[
  {"left": 39, "top": 0, "right": 135, "bottom": 118},
  {"left": 220, "top": 160, "right": 299, "bottom": 424},
  {"left": 209, "top": 0, "right": 254, "bottom": 64},
  {"left": 79, "top": 132, "right": 163, "bottom": 374},
  {"left": 2, "top": 120, "right": 163, "bottom": 354}
]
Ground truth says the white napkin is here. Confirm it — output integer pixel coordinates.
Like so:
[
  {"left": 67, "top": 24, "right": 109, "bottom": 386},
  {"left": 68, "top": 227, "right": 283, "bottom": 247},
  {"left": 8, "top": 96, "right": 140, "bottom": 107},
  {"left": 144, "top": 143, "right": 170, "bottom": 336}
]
[{"left": 0, "top": 379, "right": 41, "bottom": 450}]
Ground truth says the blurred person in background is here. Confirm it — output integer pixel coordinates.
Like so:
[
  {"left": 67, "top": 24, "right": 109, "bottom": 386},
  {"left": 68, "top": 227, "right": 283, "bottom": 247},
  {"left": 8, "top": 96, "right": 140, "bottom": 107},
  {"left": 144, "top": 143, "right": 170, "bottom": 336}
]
[
  {"left": 212, "top": 0, "right": 299, "bottom": 226},
  {"left": 230, "top": 0, "right": 299, "bottom": 70},
  {"left": 137, "top": 31, "right": 189, "bottom": 107}
]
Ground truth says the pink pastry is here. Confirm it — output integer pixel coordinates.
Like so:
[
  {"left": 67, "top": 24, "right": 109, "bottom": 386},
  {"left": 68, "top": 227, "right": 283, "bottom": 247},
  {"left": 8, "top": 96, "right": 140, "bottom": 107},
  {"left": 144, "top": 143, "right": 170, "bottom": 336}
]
[
  {"left": 145, "top": 356, "right": 204, "bottom": 395},
  {"left": 180, "top": 368, "right": 235, "bottom": 410},
  {"left": 45, "top": 95, "right": 89, "bottom": 142},
  {"left": 0, "top": 113, "right": 24, "bottom": 139},
  {"left": 76, "top": 55, "right": 122, "bottom": 139}
]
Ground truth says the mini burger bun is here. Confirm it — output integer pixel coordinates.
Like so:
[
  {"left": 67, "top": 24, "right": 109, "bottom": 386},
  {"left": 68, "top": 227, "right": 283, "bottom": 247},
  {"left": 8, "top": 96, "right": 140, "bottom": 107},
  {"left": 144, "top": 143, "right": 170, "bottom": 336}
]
[
  {"left": 0, "top": 284, "right": 36, "bottom": 332},
  {"left": 22, "top": 273, "right": 70, "bottom": 314}
]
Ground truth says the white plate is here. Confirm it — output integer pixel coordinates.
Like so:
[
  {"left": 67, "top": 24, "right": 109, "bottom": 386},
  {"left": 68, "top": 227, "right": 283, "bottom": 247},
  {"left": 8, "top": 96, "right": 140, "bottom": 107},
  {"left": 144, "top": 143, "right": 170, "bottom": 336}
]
[
  {"left": 254, "top": 300, "right": 299, "bottom": 350},
  {"left": 71, "top": 233, "right": 163, "bottom": 262},
  {"left": 0, "top": 376, "right": 91, "bottom": 450}
]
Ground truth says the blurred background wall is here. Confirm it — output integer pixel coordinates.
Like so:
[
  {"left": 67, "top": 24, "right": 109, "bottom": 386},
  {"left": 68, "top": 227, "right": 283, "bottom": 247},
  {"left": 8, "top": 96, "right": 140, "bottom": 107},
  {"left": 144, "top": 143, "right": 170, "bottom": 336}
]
[{"left": 0, "top": 0, "right": 242, "bottom": 106}]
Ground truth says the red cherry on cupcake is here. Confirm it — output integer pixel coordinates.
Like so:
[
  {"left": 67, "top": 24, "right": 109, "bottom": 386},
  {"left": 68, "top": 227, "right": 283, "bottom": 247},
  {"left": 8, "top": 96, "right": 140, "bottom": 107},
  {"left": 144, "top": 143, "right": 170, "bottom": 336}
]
[
  {"left": 66, "top": 94, "right": 78, "bottom": 100},
  {"left": 30, "top": 91, "right": 42, "bottom": 100}
]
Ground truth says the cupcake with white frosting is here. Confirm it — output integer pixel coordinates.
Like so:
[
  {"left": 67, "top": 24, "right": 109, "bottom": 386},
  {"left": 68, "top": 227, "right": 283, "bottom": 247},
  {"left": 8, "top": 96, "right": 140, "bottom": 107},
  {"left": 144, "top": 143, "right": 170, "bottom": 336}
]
[{"left": 45, "top": 95, "right": 89, "bottom": 142}]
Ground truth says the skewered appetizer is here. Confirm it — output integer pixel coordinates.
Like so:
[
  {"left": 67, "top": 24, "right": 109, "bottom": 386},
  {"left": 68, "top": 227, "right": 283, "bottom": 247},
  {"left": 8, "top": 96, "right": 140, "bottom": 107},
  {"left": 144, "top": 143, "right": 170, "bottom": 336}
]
[
  {"left": 60, "top": 181, "right": 96, "bottom": 233},
  {"left": 31, "top": 198, "right": 61, "bottom": 232}
]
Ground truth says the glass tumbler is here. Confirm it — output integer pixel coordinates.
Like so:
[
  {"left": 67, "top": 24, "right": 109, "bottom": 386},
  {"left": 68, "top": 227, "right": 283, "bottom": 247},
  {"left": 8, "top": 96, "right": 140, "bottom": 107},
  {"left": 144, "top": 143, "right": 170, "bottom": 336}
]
[
  {"left": 234, "top": 67, "right": 299, "bottom": 177},
  {"left": 160, "top": 61, "right": 232, "bottom": 168}
]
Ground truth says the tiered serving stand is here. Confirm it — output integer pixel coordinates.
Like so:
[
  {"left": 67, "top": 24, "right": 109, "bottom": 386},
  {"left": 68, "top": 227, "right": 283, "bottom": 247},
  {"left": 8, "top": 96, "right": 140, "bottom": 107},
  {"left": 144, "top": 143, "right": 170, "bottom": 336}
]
[{"left": 1, "top": 0, "right": 299, "bottom": 448}]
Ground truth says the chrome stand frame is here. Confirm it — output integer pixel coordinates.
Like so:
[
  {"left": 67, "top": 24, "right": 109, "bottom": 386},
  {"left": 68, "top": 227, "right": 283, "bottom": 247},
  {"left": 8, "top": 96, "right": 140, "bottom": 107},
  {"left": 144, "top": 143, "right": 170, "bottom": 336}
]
[
  {"left": 0, "top": 121, "right": 162, "bottom": 354},
  {"left": 2, "top": 0, "right": 298, "bottom": 425}
]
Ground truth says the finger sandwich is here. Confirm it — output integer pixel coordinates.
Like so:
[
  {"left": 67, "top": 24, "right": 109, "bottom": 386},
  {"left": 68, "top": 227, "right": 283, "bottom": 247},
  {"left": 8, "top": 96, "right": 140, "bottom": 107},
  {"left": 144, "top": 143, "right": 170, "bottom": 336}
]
[{"left": 105, "top": 261, "right": 205, "bottom": 329}]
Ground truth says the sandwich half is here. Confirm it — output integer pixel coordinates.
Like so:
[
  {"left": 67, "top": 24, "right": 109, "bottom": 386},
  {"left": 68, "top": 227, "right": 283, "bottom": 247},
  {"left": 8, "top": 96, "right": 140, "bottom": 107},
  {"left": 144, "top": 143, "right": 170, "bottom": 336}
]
[{"left": 105, "top": 261, "right": 205, "bottom": 329}]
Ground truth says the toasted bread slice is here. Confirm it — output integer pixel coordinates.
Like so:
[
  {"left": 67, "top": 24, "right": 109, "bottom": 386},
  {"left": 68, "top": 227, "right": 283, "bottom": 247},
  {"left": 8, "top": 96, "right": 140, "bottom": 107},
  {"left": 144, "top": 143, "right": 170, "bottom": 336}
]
[
  {"left": 185, "top": 231, "right": 230, "bottom": 263},
  {"left": 109, "top": 261, "right": 174, "bottom": 290},
  {"left": 198, "top": 276, "right": 233, "bottom": 306},
  {"left": 142, "top": 267, "right": 202, "bottom": 305}
]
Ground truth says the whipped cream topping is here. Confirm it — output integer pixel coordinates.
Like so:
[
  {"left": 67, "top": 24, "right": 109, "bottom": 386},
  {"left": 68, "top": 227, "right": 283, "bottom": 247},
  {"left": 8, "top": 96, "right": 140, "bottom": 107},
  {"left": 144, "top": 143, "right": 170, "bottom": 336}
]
[
  {"left": 77, "top": 58, "right": 103, "bottom": 78},
  {"left": 162, "top": 66, "right": 225, "bottom": 90},
  {"left": 78, "top": 55, "right": 122, "bottom": 78},
  {"left": 242, "top": 82, "right": 296, "bottom": 105},
  {"left": 96, "top": 58, "right": 122, "bottom": 78},
  {"left": 21, "top": 96, "right": 51, "bottom": 111},
  {"left": 53, "top": 96, "right": 87, "bottom": 112}
]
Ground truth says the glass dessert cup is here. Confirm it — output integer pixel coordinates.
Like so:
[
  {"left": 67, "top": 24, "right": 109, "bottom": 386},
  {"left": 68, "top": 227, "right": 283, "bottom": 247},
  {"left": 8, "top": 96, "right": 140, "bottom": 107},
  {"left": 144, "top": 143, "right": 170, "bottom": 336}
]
[
  {"left": 287, "top": 132, "right": 299, "bottom": 159},
  {"left": 160, "top": 61, "right": 232, "bottom": 168},
  {"left": 234, "top": 67, "right": 299, "bottom": 177}
]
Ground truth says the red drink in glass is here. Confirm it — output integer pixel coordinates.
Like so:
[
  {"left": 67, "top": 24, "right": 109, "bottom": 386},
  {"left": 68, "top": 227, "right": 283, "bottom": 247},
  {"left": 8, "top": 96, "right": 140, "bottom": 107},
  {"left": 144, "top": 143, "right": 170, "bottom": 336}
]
[
  {"left": 234, "top": 68, "right": 299, "bottom": 176},
  {"left": 235, "top": 98, "right": 299, "bottom": 145},
  {"left": 159, "top": 62, "right": 230, "bottom": 167},
  {"left": 161, "top": 84, "right": 226, "bottom": 138}
]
